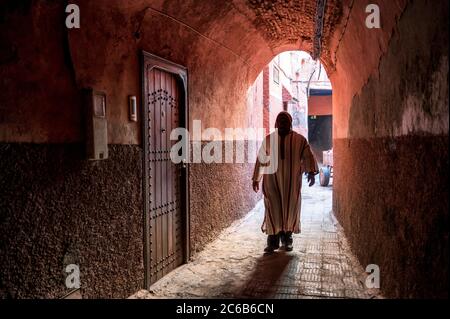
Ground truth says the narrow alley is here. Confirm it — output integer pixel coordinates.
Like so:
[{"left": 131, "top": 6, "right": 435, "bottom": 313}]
[
  {"left": 132, "top": 179, "right": 378, "bottom": 299},
  {"left": 0, "top": 0, "right": 447, "bottom": 301}
]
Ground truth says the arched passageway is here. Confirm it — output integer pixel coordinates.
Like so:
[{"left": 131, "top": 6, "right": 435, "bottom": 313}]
[{"left": 0, "top": 0, "right": 447, "bottom": 299}]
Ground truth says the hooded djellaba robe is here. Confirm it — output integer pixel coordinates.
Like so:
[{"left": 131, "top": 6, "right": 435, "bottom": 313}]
[{"left": 252, "top": 130, "right": 318, "bottom": 235}]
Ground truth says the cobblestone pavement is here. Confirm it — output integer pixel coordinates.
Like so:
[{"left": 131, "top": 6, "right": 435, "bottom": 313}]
[{"left": 131, "top": 178, "right": 381, "bottom": 299}]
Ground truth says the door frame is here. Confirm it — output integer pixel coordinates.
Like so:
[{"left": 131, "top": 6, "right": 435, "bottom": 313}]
[{"left": 141, "top": 51, "right": 190, "bottom": 290}]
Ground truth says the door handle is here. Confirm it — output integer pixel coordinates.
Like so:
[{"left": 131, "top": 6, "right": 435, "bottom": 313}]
[{"left": 182, "top": 159, "right": 187, "bottom": 168}]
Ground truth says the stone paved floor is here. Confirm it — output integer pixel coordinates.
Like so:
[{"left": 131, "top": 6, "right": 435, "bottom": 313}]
[{"left": 131, "top": 178, "right": 382, "bottom": 299}]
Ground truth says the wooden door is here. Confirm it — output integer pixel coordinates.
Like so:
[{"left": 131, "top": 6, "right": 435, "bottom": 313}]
[{"left": 142, "top": 53, "right": 189, "bottom": 287}]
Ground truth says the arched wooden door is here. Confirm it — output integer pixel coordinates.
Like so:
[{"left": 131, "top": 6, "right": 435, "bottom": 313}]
[{"left": 142, "top": 52, "right": 189, "bottom": 288}]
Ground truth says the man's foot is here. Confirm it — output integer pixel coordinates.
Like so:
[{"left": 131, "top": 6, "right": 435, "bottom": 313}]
[
  {"left": 285, "top": 241, "right": 293, "bottom": 251},
  {"left": 264, "top": 234, "right": 280, "bottom": 253},
  {"left": 281, "top": 232, "right": 293, "bottom": 251},
  {"left": 264, "top": 246, "right": 275, "bottom": 253}
]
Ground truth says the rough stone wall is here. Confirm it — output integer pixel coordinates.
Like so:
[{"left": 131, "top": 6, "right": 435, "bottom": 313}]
[
  {"left": 0, "top": 144, "right": 144, "bottom": 298},
  {"left": 334, "top": 136, "right": 448, "bottom": 298},
  {"left": 333, "top": 0, "right": 449, "bottom": 298},
  {"left": 0, "top": 140, "right": 262, "bottom": 298},
  {"left": 189, "top": 141, "right": 262, "bottom": 254}
]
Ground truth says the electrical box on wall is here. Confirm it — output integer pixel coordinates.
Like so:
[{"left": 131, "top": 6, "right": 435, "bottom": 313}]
[{"left": 84, "top": 88, "right": 108, "bottom": 160}]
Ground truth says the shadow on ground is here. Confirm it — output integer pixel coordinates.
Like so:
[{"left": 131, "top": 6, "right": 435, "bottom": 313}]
[{"left": 238, "top": 252, "right": 295, "bottom": 298}]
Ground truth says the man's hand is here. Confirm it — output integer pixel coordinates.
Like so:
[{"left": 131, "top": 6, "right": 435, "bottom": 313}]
[
  {"left": 307, "top": 173, "right": 315, "bottom": 187},
  {"left": 252, "top": 181, "right": 260, "bottom": 193}
]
